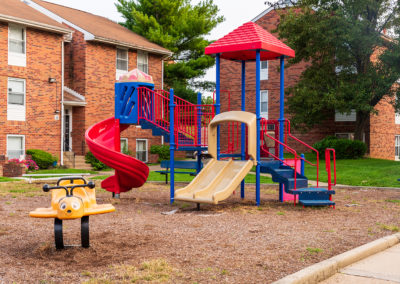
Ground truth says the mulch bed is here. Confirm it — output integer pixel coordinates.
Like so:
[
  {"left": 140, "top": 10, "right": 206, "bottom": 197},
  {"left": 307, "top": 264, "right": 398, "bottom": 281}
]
[{"left": 0, "top": 181, "right": 399, "bottom": 283}]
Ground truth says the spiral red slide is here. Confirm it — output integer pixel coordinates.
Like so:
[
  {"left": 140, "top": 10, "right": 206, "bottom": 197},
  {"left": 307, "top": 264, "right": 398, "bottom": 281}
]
[{"left": 85, "top": 117, "right": 149, "bottom": 195}]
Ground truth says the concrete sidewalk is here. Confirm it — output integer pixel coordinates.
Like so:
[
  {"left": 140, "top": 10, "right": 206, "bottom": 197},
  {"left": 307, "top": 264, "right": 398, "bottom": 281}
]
[
  {"left": 322, "top": 243, "right": 400, "bottom": 283},
  {"left": 273, "top": 233, "right": 400, "bottom": 284}
]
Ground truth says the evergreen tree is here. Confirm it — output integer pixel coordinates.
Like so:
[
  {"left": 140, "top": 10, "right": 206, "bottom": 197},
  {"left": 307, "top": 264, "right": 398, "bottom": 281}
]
[
  {"left": 269, "top": 0, "right": 400, "bottom": 140},
  {"left": 116, "top": 0, "right": 224, "bottom": 102}
]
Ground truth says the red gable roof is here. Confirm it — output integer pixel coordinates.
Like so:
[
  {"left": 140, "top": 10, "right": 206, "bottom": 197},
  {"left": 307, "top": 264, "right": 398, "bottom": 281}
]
[{"left": 205, "top": 22, "right": 295, "bottom": 61}]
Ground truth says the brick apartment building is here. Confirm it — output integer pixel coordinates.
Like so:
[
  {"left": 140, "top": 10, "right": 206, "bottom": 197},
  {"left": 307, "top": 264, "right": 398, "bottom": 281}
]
[
  {"left": 220, "top": 6, "right": 400, "bottom": 161},
  {"left": 1, "top": 0, "right": 172, "bottom": 168},
  {"left": 0, "top": 0, "right": 71, "bottom": 164}
]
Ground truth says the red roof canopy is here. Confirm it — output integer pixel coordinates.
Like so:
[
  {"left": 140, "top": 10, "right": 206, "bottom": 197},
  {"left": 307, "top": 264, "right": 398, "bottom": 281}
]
[{"left": 205, "top": 22, "right": 295, "bottom": 61}]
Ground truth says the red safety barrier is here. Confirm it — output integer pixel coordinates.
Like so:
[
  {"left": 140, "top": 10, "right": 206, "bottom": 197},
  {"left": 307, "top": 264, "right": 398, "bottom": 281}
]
[{"left": 138, "top": 87, "right": 215, "bottom": 148}]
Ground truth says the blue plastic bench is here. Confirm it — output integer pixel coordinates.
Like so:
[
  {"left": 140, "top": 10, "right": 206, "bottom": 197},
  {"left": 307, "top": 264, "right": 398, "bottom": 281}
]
[{"left": 156, "top": 160, "right": 202, "bottom": 184}]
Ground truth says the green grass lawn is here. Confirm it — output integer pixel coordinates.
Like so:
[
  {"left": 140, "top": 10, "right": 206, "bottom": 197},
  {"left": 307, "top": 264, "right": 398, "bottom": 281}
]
[
  {"left": 27, "top": 168, "right": 98, "bottom": 175},
  {"left": 91, "top": 171, "right": 274, "bottom": 184},
  {"left": 0, "top": 177, "right": 18, "bottom": 182},
  {"left": 302, "top": 156, "right": 400, "bottom": 187}
]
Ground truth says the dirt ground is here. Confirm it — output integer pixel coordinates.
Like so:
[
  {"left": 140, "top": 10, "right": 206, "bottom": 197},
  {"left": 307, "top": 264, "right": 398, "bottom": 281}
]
[{"left": 0, "top": 180, "right": 399, "bottom": 283}]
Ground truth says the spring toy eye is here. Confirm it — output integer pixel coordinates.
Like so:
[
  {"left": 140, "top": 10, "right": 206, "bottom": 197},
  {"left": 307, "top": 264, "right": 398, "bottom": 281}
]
[
  {"left": 71, "top": 201, "right": 80, "bottom": 210},
  {"left": 60, "top": 202, "right": 67, "bottom": 210}
]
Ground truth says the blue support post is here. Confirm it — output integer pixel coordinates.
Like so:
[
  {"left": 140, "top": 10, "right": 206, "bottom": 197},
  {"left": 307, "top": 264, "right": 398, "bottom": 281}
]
[
  {"left": 196, "top": 92, "right": 202, "bottom": 173},
  {"left": 301, "top": 153, "right": 305, "bottom": 176},
  {"left": 256, "top": 51, "right": 261, "bottom": 206},
  {"left": 279, "top": 56, "right": 285, "bottom": 161},
  {"left": 241, "top": 60, "right": 246, "bottom": 199},
  {"left": 169, "top": 89, "right": 175, "bottom": 204},
  {"left": 216, "top": 54, "right": 221, "bottom": 160},
  {"left": 278, "top": 56, "right": 285, "bottom": 203}
]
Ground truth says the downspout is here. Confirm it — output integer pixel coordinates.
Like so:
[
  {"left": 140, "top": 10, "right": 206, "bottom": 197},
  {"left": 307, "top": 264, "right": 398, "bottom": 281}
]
[{"left": 60, "top": 40, "right": 64, "bottom": 165}]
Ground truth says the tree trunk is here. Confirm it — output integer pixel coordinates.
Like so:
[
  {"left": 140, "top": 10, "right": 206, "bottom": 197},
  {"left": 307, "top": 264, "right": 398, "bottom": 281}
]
[{"left": 354, "top": 111, "right": 369, "bottom": 141}]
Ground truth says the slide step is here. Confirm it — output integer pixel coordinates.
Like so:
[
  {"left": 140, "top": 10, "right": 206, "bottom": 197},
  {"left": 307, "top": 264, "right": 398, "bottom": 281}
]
[
  {"left": 299, "top": 200, "right": 335, "bottom": 206},
  {"left": 288, "top": 187, "right": 335, "bottom": 195}
]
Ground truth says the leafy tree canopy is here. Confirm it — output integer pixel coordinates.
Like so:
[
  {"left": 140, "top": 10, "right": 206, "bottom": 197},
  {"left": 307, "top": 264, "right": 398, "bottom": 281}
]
[
  {"left": 269, "top": 0, "right": 400, "bottom": 140},
  {"left": 116, "top": 0, "right": 224, "bottom": 102}
]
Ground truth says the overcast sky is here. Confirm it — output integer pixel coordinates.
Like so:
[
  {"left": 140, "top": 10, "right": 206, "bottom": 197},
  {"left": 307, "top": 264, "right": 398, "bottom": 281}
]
[{"left": 43, "top": 0, "right": 270, "bottom": 91}]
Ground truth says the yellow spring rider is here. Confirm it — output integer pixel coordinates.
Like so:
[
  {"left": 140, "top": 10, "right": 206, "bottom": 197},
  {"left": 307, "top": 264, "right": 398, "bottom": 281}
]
[{"left": 29, "top": 177, "right": 115, "bottom": 249}]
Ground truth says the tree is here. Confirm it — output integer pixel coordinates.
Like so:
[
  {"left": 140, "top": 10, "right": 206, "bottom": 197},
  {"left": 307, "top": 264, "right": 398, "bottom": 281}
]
[
  {"left": 116, "top": 0, "right": 224, "bottom": 102},
  {"left": 269, "top": 0, "right": 400, "bottom": 140}
]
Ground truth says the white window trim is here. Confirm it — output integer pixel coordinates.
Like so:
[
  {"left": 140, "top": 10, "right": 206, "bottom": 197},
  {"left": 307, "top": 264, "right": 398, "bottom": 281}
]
[
  {"left": 335, "top": 133, "right": 354, "bottom": 140},
  {"left": 121, "top": 138, "right": 128, "bottom": 153},
  {"left": 261, "top": 61, "right": 268, "bottom": 80},
  {"left": 136, "top": 139, "right": 148, "bottom": 163},
  {"left": 8, "top": 24, "right": 26, "bottom": 67},
  {"left": 395, "top": 112, "right": 400, "bottom": 125},
  {"left": 396, "top": 135, "right": 400, "bottom": 161},
  {"left": 335, "top": 109, "right": 356, "bottom": 122},
  {"left": 6, "top": 134, "right": 25, "bottom": 160},
  {"left": 7, "top": 77, "right": 26, "bottom": 121},
  {"left": 116, "top": 47, "right": 128, "bottom": 80},
  {"left": 137, "top": 51, "right": 148, "bottom": 74},
  {"left": 260, "top": 90, "right": 268, "bottom": 119}
]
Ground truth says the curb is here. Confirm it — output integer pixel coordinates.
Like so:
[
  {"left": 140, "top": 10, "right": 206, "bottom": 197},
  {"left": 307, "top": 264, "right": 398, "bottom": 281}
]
[{"left": 272, "top": 233, "right": 400, "bottom": 284}]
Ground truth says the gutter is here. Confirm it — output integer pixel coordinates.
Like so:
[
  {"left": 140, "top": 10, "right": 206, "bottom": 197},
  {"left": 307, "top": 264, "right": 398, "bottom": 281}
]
[
  {"left": 90, "top": 36, "right": 173, "bottom": 57},
  {"left": 0, "top": 14, "right": 72, "bottom": 35}
]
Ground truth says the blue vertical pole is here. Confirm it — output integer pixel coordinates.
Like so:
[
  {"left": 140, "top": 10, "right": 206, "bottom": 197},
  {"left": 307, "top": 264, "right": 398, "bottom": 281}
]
[
  {"left": 279, "top": 56, "right": 285, "bottom": 160},
  {"left": 256, "top": 50, "right": 261, "bottom": 206},
  {"left": 278, "top": 56, "right": 285, "bottom": 202},
  {"left": 241, "top": 60, "right": 246, "bottom": 199},
  {"left": 301, "top": 153, "right": 305, "bottom": 176},
  {"left": 216, "top": 54, "right": 221, "bottom": 160},
  {"left": 197, "top": 92, "right": 202, "bottom": 173},
  {"left": 169, "top": 89, "right": 175, "bottom": 204}
]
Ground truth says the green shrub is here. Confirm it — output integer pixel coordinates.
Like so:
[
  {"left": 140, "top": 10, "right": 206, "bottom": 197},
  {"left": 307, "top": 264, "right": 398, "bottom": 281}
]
[
  {"left": 85, "top": 151, "right": 109, "bottom": 171},
  {"left": 313, "top": 136, "right": 367, "bottom": 159},
  {"left": 26, "top": 149, "right": 57, "bottom": 169},
  {"left": 150, "top": 145, "right": 170, "bottom": 162}
]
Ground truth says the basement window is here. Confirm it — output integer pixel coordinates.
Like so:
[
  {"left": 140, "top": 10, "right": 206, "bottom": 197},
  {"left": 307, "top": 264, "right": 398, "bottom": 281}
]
[{"left": 136, "top": 139, "right": 148, "bottom": 163}]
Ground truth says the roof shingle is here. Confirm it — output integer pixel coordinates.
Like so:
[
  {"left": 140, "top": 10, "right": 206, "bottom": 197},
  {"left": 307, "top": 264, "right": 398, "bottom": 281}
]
[
  {"left": 0, "top": 0, "right": 71, "bottom": 34},
  {"left": 32, "top": 0, "right": 171, "bottom": 55}
]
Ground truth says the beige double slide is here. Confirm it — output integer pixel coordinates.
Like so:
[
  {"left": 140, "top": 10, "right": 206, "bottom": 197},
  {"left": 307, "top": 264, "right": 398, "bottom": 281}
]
[{"left": 175, "top": 111, "right": 257, "bottom": 204}]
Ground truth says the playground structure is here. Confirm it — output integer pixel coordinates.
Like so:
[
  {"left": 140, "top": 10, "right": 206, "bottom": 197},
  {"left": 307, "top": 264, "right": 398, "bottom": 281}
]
[
  {"left": 85, "top": 22, "right": 336, "bottom": 207},
  {"left": 29, "top": 177, "right": 115, "bottom": 249}
]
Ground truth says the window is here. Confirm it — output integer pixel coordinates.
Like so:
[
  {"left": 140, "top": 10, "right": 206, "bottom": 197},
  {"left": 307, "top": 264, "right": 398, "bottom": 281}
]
[
  {"left": 261, "top": 61, "right": 268, "bottom": 80},
  {"left": 8, "top": 24, "right": 26, "bottom": 67},
  {"left": 137, "top": 51, "right": 148, "bottom": 73},
  {"left": 335, "top": 133, "right": 354, "bottom": 140},
  {"left": 260, "top": 90, "right": 268, "bottom": 119},
  {"left": 121, "top": 138, "right": 128, "bottom": 153},
  {"left": 7, "top": 78, "right": 26, "bottom": 121},
  {"left": 7, "top": 135, "right": 25, "bottom": 160},
  {"left": 335, "top": 109, "right": 356, "bottom": 122},
  {"left": 396, "top": 135, "right": 400, "bottom": 161},
  {"left": 395, "top": 112, "right": 400, "bottom": 125},
  {"left": 116, "top": 48, "right": 128, "bottom": 80},
  {"left": 136, "top": 139, "right": 148, "bottom": 162}
]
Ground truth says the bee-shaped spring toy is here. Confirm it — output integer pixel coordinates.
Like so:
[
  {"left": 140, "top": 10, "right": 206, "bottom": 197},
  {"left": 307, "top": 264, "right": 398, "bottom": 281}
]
[{"left": 30, "top": 177, "right": 115, "bottom": 249}]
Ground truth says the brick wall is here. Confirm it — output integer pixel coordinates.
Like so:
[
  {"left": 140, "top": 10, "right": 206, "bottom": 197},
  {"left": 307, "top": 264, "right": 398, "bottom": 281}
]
[
  {"left": 369, "top": 97, "right": 399, "bottom": 160},
  {"left": 0, "top": 22, "right": 63, "bottom": 160}
]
